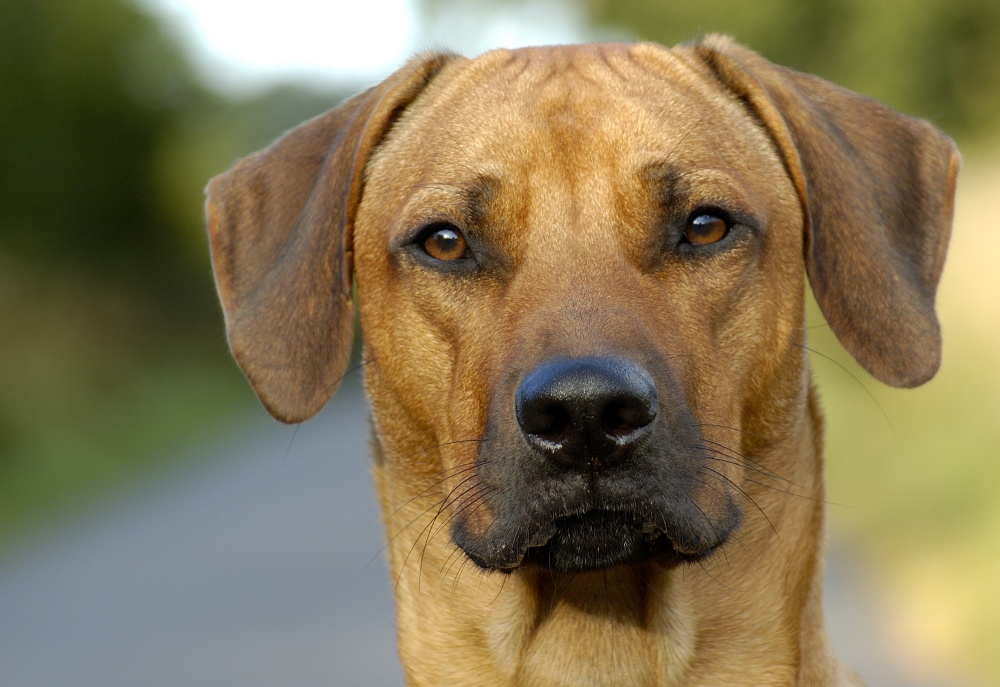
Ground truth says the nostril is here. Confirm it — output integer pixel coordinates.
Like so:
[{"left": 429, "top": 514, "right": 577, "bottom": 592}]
[
  {"left": 600, "top": 402, "right": 632, "bottom": 439},
  {"left": 522, "top": 403, "right": 573, "bottom": 445},
  {"left": 600, "top": 396, "right": 656, "bottom": 439}
]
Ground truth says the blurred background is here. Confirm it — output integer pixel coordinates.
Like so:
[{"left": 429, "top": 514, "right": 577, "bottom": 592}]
[{"left": 1, "top": 0, "right": 997, "bottom": 685}]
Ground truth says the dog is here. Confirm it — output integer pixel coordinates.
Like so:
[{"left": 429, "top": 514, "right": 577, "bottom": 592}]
[{"left": 205, "top": 36, "right": 958, "bottom": 686}]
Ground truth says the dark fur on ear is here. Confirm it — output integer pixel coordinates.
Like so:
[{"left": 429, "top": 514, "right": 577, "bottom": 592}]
[
  {"left": 206, "top": 53, "right": 457, "bottom": 422},
  {"left": 691, "top": 35, "right": 959, "bottom": 388}
]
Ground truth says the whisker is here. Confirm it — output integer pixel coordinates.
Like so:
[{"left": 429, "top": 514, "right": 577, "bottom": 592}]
[
  {"left": 395, "top": 505, "right": 439, "bottom": 591},
  {"left": 393, "top": 438, "right": 486, "bottom": 472},
  {"left": 695, "top": 557, "right": 742, "bottom": 592},
  {"left": 744, "top": 477, "right": 849, "bottom": 508},
  {"left": 448, "top": 553, "right": 480, "bottom": 596},
  {"left": 693, "top": 442, "right": 801, "bottom": 489},
  {"left": 440, "top": 541, "right": 469, "bottom": 582},
  {"left": 662, "top": 110, "right": 713, "bottom": 164},
  {"left": 700, "top": 466, "right": 778, "bottom": 538},
  {"left": 794, "top": 342, "right": 896, "bottom": 435},
  {"left": 487, "top": 569, "right": 508, "bottom": 606},
  {"left": 418, "top": 475, "right": 487, "bottom": 571},
  {"left": 378, "top": 466, "right": 482, "bottom": 561},
  {"left": 679, "top": 485, "right": 726, "bottom": 552},
  {"left": 387, "top": 459, "right": 483, "bottom": 517},
  {"left": 695, "top": 433, "right": 801, "bottom": 486},
  {"left": 282, "top": 356, "right": 373, "bottom": 460},
  {"left": 432, "top": 482, "right": 494, "bottom": 543},
  {"left": 320, "top": 355, "right": 372, "bottom": 399},
  {"left": 399, "top": 469, "right": 483, "bottom": 591},
  {"left": 719, "top": 530, "right": 755, "bottom": 560},
  {"left": 366, "top": 496, "right": 443, "bottom": 570}
]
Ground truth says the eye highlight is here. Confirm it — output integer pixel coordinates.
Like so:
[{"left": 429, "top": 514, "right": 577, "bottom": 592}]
[
  {"left": 420, "top": 223, "right": 470, "bottom": 261},
  {"left": 684, "top": 213, "right": 730, "bottom": 246}
]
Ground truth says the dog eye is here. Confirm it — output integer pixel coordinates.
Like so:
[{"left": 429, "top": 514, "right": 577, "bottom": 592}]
[
  {"left": 420, "top": 224, "right": 471, "bottom": 261},
  {"left": 684, "top": 214, "right": 730, "bottom": 246}
]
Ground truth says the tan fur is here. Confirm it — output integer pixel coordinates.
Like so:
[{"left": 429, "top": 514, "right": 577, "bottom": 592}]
[{"left": 206, "top": 37, "right": 958, "bottom": 686}]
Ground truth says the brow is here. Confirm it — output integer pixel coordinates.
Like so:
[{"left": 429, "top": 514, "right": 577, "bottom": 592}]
[{"left": 461, "top": 175, "right": 501, "bottom": 229}]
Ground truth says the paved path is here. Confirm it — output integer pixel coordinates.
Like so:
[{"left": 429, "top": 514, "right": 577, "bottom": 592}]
[{"left": 0, "top": 377, "right": 947, "bottom": 686}]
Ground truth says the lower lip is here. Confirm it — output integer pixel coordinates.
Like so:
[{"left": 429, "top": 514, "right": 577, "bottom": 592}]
[{"left": 521, "top": 510, "right": 678, "bottom": 573}]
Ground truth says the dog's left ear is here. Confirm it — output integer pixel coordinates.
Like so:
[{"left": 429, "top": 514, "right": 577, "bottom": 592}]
[
  {"left": 206, "top": 53, "right": 457, "bottom": 423},
  {"left": 690, "top": 35, "right": 960, "bottom": 388}
]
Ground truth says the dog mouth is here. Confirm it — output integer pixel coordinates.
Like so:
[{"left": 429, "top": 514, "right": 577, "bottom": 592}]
[
  {"left": 456, "top": 482, "right": 740, "bottom": 574},
  {"left": 457, "top": 352, "right": 742, "bottom": 574},
  {"left": 512, "top": 509, "right": 691, "bottom": 573}
]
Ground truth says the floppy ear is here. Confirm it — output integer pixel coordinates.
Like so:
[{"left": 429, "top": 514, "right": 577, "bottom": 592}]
[
  {"left": 691, "top": 35, "right": 960, "bottom": 388},
  {"left": 206, "top": 53, "right": 457, "bottom": 423}
]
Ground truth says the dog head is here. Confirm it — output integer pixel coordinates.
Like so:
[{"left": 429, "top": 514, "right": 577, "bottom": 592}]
[{"left": 206, "top": 37, "right": 957, "bottom": 575}]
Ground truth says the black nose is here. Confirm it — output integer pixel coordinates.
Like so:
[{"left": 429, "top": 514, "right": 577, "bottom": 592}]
[{"left": 515, "top": 357, "right": 658, "bottom": 468}]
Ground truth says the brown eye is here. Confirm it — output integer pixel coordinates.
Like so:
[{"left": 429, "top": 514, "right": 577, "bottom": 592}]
[
  {"left": 684, "top": 214, "right": 730, "bottom": 245},
  {"left": 421, "top": 225, "right": 469, "bottom": 261}
]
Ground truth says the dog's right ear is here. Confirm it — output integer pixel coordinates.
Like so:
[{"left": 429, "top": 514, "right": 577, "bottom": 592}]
[
  {"left": 690, "top": 36, "right": 959, "bottom": 389},
  {"left": 206, "top": 53, "right": 457, "bottom": 423}
]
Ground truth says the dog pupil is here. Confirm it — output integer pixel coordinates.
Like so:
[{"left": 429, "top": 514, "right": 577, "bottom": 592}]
[
  {"left": 687, "top": 215, "right": 727, "bottom": 245},
  {"left": 426, "top": 228, "right": 465, "bottom": 260}
]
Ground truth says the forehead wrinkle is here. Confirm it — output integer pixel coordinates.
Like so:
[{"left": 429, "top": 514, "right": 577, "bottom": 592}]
[
  {"left": 500, "top": 44, "right": 634, "bottom": 84},
  {"left": 387, "top": 43, "right": 756, "bottom": 265},
  {"left": 452, "top": 172, "right": 528, "bottom": 262},
  {"left": 463, "top": 174, "right": 500, "bottom": 229}
]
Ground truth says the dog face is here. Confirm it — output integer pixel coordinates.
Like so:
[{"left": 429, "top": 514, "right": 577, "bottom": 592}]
[
  {"left": 206, "top": 37, "right": 957, "bottom": 581},
  {"left": 356, "top": 44, "right": 807, "bottom": 572}
]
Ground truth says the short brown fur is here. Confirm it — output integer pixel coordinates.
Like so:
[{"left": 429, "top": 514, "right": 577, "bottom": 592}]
[{"left": 206, "top": 36, "right": 958, "bottom": 686}]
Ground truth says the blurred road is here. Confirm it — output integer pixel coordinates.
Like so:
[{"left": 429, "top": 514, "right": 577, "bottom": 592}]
[{"left": 0, "top": 376, "right": 950, "bottom": 687}]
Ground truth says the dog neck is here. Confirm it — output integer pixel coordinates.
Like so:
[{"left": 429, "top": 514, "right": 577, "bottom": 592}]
[{"left": 369, "top": 383, "right": 857, "bottom": 686}]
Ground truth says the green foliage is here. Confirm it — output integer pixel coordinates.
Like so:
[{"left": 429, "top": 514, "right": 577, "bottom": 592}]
[
  {"left": 0, "top": 0, "right": 352, "bottom": 540},
  {"left": 582, "top": 0, "right": 1000, "bottom": 140},
  {"left": 0, "top": 0, "right": 208, "bottom": 281}
]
